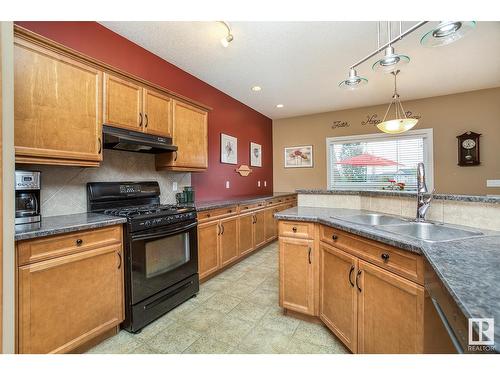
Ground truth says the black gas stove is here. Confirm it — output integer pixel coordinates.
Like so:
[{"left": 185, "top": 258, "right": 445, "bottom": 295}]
[{"left": 87, "top": 181, "right": 199, "bottom": 333}]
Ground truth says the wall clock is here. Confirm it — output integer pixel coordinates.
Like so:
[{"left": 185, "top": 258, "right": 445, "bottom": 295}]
[{"left": 457, "top": 131, "right": 481, "bottom": 166}]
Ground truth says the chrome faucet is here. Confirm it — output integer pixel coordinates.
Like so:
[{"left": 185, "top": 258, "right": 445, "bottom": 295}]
[{"left": 416, "top": 162, "right": 434, "bottom": 222}]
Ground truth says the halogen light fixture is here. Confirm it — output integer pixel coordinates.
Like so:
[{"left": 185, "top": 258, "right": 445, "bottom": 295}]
[
  {"left": 377, "top": 70, "right": 418, "bottom": 134},
  {"left": 219, "top": 21, "right": 234, "bottom": 47},
  {"left": 421, "top": 21, "right": 476, "bottom": 47}
]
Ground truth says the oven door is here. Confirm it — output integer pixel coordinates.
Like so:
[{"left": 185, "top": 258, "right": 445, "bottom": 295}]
[{"left": 129, "top": 220, "right": 198, "bottom": 304}]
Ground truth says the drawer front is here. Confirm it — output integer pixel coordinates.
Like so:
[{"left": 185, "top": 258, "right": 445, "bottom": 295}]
[
  {"left": 283, "top": 195, "right": 296, "bottom": 202},
  {"left": 197, "top": 206, "right": 237, "bottom": 222},
  {"left": 267, "top": 197, "right": 285, "bottom": 206},
  {"left": 239, "top": 201, "right": 266, "bottom": 213},
  {"left": 279, "top": 221, "right": 315, "bottom": 239},
  {"left": 320, "top": 225, "right": 423, "bottom": 284},
  {"left": 17, "top": 225, "right": 123, "bottom": 266}
]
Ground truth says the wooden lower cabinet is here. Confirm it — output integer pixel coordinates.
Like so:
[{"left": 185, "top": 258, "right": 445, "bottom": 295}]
[
  {"left": 238, "top": 213, "right": 255, "bottom": 256},
  {"left": 17, "top": 229, "right": 124, "bottom": 354},
  {"left": 197, "top": 221, "right": 220, "bottom": 279},
  {"left": 279, "top": 237, "right": 315, "bottom": 315},
  {"left": 320, "top": 242, "right": 358, "bottom": 352},
  {"left": 357, "top": 259, "right": 424, "bottom": 354},
  {"left": 219, "top": 216, "right": 239, "bottom": 267},
  {"left": 253, "top": 210, "right": 266, "bottom": 248}
]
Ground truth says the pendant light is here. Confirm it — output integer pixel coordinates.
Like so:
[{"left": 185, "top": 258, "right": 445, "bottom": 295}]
[
  {"left": 421, "top": 21, "right": 476, "bottom": 47},
  {"left": 338, "top": 68, "right": 368, "bottom": 89},
  {"left": 377, "top": 70, "right": 418, "bottom": 134},
  {"left": 372, "top": 22, "right": 410, "bottom": 73}
]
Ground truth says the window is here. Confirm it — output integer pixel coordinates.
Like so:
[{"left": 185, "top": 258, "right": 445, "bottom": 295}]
[{"left": 326, "top": 129, "right": 433, "bottom": 191}]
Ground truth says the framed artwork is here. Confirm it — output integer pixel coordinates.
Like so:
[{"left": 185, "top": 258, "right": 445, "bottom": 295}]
[
  {"left": 221, "top": 133, "right": 238, "bottom": 164},
  {"left": 250, "top": 142, "right": 262, "bottom": 167},
  {"left": 284, "top": 145, "right": 313, "bottom": 168}
]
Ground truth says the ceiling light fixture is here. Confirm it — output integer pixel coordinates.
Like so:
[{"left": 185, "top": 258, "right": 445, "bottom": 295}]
[
  {"left": 372, "top": 22, "right": 410, "bottom": 72},
  {"left": 338, "top": 68, "right": 368, "bottom": 89},
  {"left": 251, "top": 86, "right": 262, "bottom": 92},
  {"left": 377, "top": 70, "right": 418, "bottom": 134},
  {"left": 219, "top": 21, "right": 234, "bottom": 48},
  {"left": 421, "top": 21, "right": 476, "bottom": 47},
  {"left": 276, "top": 104, "right": 284, "bottom": 108}
]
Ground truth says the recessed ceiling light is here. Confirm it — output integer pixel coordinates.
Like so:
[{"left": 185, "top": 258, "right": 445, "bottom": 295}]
[
  {"left": 276, "top": 104, "right": 284, "bottom": 108},
  {"left": 251, "top": 86, "right": 262, "bottom": 92}
]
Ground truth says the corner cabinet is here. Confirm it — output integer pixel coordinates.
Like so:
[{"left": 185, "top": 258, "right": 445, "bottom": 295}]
[
  {"left": 14, "top": 37, "right": 103, "bottom": 167},
  {"left": 16, "top": 225, "right": 124, "bottom": 354},
  {"left": 156, "top": 100, "right": 208, "bottom": 172}
]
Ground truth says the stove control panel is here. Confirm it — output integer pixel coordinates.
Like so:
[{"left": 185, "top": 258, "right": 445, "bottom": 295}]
[{"left": 135, "top": 211, "right": 197, "bottom": 230}]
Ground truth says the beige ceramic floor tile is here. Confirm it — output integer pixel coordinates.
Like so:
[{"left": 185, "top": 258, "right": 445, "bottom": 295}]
[
  {"left": 235, "top": 326, "right": 292, "bottom": 354},
  {"left": 178, "top": 305, "right": 227, "bottom": 333},
  {"left": 228, "top": 300, "right": 270, "bottom": 323},
  {"left": 86, "top": 331, "right": 143, "bottom": 354},
  {"left": 285, "top": 337, "right": 345, "bottom": 354},
  {"left": 135, "top": 315, "right": 175, "bottom": 340},
  {"left": 147, "top": 322, "right": 201, "bottom": 353},
  {"left": 182, "top": 336, "right": 234, "bottom": 354},
  {"left": 293, "top": 321, "right": 346, "bottom": 350},
  {"left": 128, "top": 343, "right": 160, "bottom": 354},
  {"left": 163, "top": 297, "right": 200, "bottom": 321},
  {"left": 201, "top": 293, "right": 242, "bottom": 313},
  {"left": 258, "top": 307, "right": 301, "bottom": 335},
  {"left": 221, "top": 282, "right": 259, "bottom": 299},
  {"left": 204, "top": 315, "right": 255, "bottom": 346},
  {"left": 245, "top": 287, "right": 279, "bottom": 307}
]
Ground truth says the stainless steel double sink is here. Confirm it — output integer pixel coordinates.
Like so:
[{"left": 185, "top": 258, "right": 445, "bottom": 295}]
[{"left": 331, "top": 213, "right": 484, "bottom": 243}]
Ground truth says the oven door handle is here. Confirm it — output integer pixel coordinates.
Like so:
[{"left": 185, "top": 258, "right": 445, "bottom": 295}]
[{"left": 131, "top": 221, "right": 197, "bottom": 241}]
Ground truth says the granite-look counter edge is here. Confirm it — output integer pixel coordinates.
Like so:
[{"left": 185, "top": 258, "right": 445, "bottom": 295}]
[
  {"left": 196, "top": 192, "right": 296, "bottom": 212},
  {"left": 275, "top": 206, "right": 500, "bottom": 348},
  {"left": 296, "top": 189, "right": 500, "bottom": 204},
  {"left": 15, "top": 213, "right": 127, "bottom": 241}
]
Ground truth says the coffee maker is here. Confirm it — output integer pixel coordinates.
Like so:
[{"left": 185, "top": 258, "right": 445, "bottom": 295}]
[{"left": 15, "top": 170, "right": 41, "bottom": 230}]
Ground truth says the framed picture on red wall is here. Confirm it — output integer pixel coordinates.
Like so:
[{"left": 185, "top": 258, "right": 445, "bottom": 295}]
[
  {"left": 221, "top": 133, "right": 238, "bottom": 164},
  {"left": 250, "top": 142, "right": 262, "bottom": 167}
]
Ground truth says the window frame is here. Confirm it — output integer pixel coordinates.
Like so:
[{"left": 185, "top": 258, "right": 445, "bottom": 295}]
[{"left": 326, "top": 128, "right": 434, "bottom": 192}]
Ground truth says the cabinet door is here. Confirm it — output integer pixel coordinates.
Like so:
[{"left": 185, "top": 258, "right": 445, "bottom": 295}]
[
  {"left": 357, "top": 260, "right": 424, "bottom": 354},
  {"left": 103, "top": 73, "right": 143, "bottom": 131},
  {"left": 239, "top": 213, "right": 255, "bottom": 256},
  {"left": 253, "top": 210, "right": 266, "bottom": 248},
  {"left": 156, "top": 100, "right": 208, "bottom": 171},
  {"left": 279, "top": 237, "right": 315, "bottom": 315},
  {"left": 14, "top": 40, "right": 102, "bottom": 166},
  {"left": 264, "top": 207, "right": 278, "bottom": 242},
  {"left": 197, "top": 221, "right": 220, "bottom": 279},
  {"left": 320, "top": 243, "right": 358, "bottom": 353},
  {"left": 18, "top": 245, "right": 123, "bottom": 354},
  {"left": 219, "top": 216, "right": 239, "bottom": 267},
  {"left": 143, "top": 89, "right": 172, "bottom": 137}
]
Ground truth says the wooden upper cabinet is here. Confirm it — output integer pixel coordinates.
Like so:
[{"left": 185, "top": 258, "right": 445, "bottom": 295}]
[
  {"left": 14, "top": 39, "right": 103, "bottom": 167},
  {"left": 103, "top": 73, "right": 143, "bottom": 131},
  {"left": 357, "top": 259, "right": 424, "bottom": 354},
  {"left": 143, "top": 89, "right": 172, "bottom": 137},
  {"left": 320, "top": 243, "right": 358, "bottom": 353},
  {"left": 156, "top": 100, "right": 208, "bottom": 171},
  {"left": 17, "top": 245, "right": 123, "bottom": 354},
  {"left": 279, "top": 237, "right": 315, "bottom": 315}
]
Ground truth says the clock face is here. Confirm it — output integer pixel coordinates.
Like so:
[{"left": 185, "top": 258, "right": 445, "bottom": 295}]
[{"left": 462, "top": 139, "right": 476, "bottom": 150}]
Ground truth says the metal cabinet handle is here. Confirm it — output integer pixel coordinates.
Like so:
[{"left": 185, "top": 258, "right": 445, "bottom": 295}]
[
  {"left": 356, "top": 270, "right": 362, "bottom": 292},
  {"left": 332, "top": 234, "right": 338, "bottom": 241},
  {"left": 76, "top": 239, "right": 83, "bottom": 246},
  {"left": 98, "top": 137, "right": 102, "bottom": 154},
  {"left": 117, "top": 252, "right": 122, "bottom": 269},
  {"left": 308, "top": 247, "right": 312, "bottom": 264},
  {"left": 381, "top": 253, "right": 390, "bottom": 262},
  {"left": 348, "top": 265, "right": 355, "bottom": 287},
  {"left": 292, "top": 227, "right": 297, "bottom": 233},
  {"left": 217, "top": 224, "right": 221, "bottom": 235},
  {"left": 139, "top": 112, "right": 143, "bottom": 127},
  {"left": 174, "top": 151, "right": 178, "bottom": 161},
  {"left": 221, "top": 224, "right": 225, "bottom": 235},
  {"left": 144, "top": 113, "right": 148, "bottom": 128}
]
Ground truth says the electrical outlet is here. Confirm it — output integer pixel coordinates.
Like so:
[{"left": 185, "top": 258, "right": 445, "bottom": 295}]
[
  {"left": 226, "top": 181, "right": 230, "bottom": 189},
  {"left": 264, "top": 181, "right": 267, "bottom": 187},
  {"left": 172, "top": 182, "right": 178, "bottom": 191},
  {"left": 258, "top": 181, "right": 261, "bottom": 187}
]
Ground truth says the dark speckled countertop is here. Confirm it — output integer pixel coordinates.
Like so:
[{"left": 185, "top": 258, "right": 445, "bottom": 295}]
[
  {"left": 195, "top": 192, "right": 296, "bottom": 212},
  {"left": 275, "top": 206, "right": 500, "bottom": 349},
  {"left": 15, "top": 213, "right": 127, "bottom": 241}
]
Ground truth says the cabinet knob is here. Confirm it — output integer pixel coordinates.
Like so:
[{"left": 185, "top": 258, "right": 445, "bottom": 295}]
[
  {"left": 332, "top": 234, "right": 338, "bottom": 241},
  {"left": 292, "top": 227, "right": 297, "bottom": 233},
  {"left": 76, "top": 239, "right": 83, "bottom": 246},
  {"left": 381, "top": 253, "right": 390, "bottom": 262},
  {"left": 207, "top": 213, "right": 211, "bottom": 217}
]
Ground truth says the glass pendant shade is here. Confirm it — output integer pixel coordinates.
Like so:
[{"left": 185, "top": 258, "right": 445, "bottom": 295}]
[
  {"left": 338, "top": 68, "right": 368, "bottom": 89},
  {"left": 421, "top": 21, "right": 476, "bottom": 47},
  {"left": 372, "top": 46, "right": 410, "bottom": 73}
]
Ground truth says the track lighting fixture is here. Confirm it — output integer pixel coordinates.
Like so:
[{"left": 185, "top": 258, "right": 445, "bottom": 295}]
[
  {"left": 338, "top": 68, "right": 368, "bottom": 89},
  {"left": 421, "top": 21, "right": 476, "bottom": 47}
]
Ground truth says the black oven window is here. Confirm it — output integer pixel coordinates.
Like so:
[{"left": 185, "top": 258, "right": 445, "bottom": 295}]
[{"left": 145, "top": 232, "right": 190, "bottom": 278}]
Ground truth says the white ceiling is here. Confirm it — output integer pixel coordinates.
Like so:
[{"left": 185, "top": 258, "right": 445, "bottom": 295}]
[{"left": 99, "top": 21, "right": 500, "bottom": 119}]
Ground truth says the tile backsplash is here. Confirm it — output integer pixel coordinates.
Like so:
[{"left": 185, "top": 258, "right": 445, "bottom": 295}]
[{"left": 23, "top": 150, "right": 191, "bottom": 217}]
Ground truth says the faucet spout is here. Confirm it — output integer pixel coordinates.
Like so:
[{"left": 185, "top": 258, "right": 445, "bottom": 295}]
[{"left": 416, "top": 162, "right": 433, "bottom": 222}]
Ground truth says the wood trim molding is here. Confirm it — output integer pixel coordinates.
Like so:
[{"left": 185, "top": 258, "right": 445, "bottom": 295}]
[{"left": 13, "top": 24, "right": 212, "bottom": 113}]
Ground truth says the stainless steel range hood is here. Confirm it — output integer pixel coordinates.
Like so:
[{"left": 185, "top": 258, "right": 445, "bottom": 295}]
[{"left": 102, "top": 125, "right": 178, "bottom": 154}]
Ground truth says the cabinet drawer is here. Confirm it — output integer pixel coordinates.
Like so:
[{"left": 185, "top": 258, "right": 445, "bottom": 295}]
[
  {"left": 267, "top": 197, "right": 285, "bottom": 206},
  {"left": 197, "top": 206, "right": 237, "bottom": 222},
  {"left": 279, "top": 221, "right": 314, "bottom": 239},
  {"left": 320, "top": 225, "right": 423, "bottom": 284},
  {"left": 239, "top": 201, "right": 266, "bottom": 213},
  {"left": 17, "top": 225, "right": 123, "bottom": 266}
]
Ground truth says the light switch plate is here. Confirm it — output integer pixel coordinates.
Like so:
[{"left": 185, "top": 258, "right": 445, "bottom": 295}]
[
  {"left": 264, "top": 181, "right": 267, "bottom": 187},
  {"left": 172, "top": 182, "right": 178, "bottom": 191},
  {"left": 258, "top": 181, "right": 261, "bottom": 187},
  {"left": 226, "top": 181, "right": 230, "bottom": 189},
  {"left": 487, "top": 180, "right": 500, "bottom": 187}
]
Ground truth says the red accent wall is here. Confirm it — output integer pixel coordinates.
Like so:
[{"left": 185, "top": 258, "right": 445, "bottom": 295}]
[{"left": 16, "top": 21, "right": 273, "bottom": 201}]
